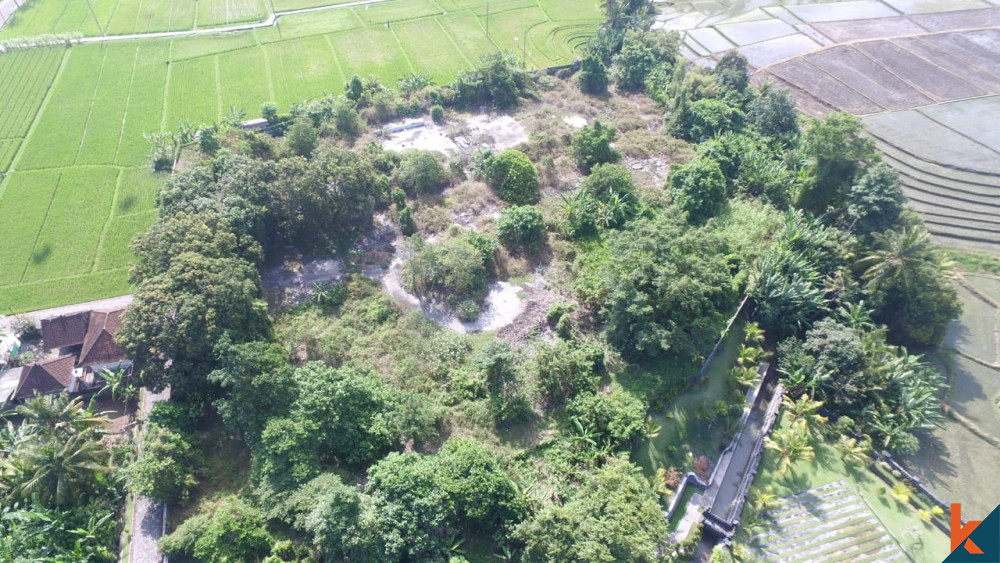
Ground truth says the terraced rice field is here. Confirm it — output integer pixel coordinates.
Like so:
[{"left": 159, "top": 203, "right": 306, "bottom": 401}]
[
  {"left": 0, "top": 0, "right": 600, "bottom": 312},
  {"left": 752, "top": 481, "right": 907, "bottom": 563},
  {"left": 862, "top": 98, "right": 1000, "bottom": 252},
  {"left": 749, "top": 15, "right": 1000, "bottom": 252}
]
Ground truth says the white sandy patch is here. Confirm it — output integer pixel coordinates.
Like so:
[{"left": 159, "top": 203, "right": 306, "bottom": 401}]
[
  {"left": 381, "top": 118, "right": 458, "bottom": 153},
  {"left": 464, "top": 114, "right": 529, "bottom": 150},
  {"left": 563, "top": 115, "right": 587, "bottom": 128}
]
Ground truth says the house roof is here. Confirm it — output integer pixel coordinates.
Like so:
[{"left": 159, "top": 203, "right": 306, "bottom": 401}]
[
  {"left": 13, "top": 355, "right": 75, "bottom": 400},
  {"left": 77, "top": 308, "right": 127, "bottom": 368},
  {"left": 41, "top": 312, "right": 90, "bottom": 350}
]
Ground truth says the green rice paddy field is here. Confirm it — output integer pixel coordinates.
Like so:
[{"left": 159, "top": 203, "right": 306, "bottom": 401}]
[{"left": 0, "top": 0, "right": 600, "bottom": 312}]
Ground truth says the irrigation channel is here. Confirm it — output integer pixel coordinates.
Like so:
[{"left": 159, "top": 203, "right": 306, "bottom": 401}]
[{"left": 665, "top": 364, "right": 785, "bottom": 560}]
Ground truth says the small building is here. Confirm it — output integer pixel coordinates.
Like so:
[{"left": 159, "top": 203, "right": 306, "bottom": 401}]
[
  {"left": 77, "top": 308, "right": 129, "bottom": 372},
  {"left": 0, "top": 355, "right": 77, "bottom": 404},
  {"left": 40, "top": 311, "right": 90, "bottom": 353},
  {"left": 241, "top": 118, "right": 269, "bottom": 131}
]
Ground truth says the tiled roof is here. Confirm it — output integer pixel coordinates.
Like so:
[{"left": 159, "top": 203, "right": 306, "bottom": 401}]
[
  {"left": 77, "top": 308, "right": 127, "bottom": 368},
  {"left": 41, "top": 312, "right": 90, "bottom": 350},
  {"left": 13, "top": 355, "right": 75, "bottom": 400}
]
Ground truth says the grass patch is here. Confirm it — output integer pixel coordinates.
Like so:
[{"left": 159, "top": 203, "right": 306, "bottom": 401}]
[{"left": 745, "top": 416, "right": 950, "bottom": 562}]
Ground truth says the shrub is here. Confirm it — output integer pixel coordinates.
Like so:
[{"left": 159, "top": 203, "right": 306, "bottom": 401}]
[
  {"left": 148, "top": 401, "right": 202, "bottom": 434},
  {"left": 565, "top": 389, "right": 646, "bottom": 451},
  {"left": 129, "top": 425, "right": 199, "bottom": 503},
  {"left": 398, "top": 150, "right": 445, "bottom": 194},
  {"left": 571, "top": 120, "right": 620, "bottom": 173},
  {"left": 430, "top": 105, "right": 444, "bottom": 123},
  {"left": 390, "top": 187, "right": 407, "bottom": 208},
  {"left": 580, "top": 163, "right": 639, "bottom": 228},
  {"left": 403, "top": 236, "right": 492, "bottom": 305},
  {"left": 398, "top": 206, "right": 417, "bottom": 236},
  {"left": 533, "top": 340, "right": 603, "bottom": 406},
  {"left": 497, "top": 205, "right": 546, "bottom": 252},
  {"left": 476, "top": 341, "right": 531, "bottom": 425},
  {"left": 199, "top": 127, "right": 221, "bottom": 155},
  {"left": 669, "top": 156, "right": 727, "bottom": 224},
  {"left": 457, "top": 300, "right": 480, "bottom": 322},
  {"left": 578, "top": 55, "right": 609, "bottom": 95},
  {"left": 486, "top": 150, "right": 539, "bottom": 205},
  {"left": 287, "top": 117, "right": 318, "bottom": 157}
]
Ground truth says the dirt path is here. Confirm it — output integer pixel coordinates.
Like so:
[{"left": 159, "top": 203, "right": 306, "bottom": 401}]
[
  {"left": 126, "top": 387, "right": 171, "bottom": 563},
  {"left": 0, "top": 294, "right": 133, "bottom": 330}
]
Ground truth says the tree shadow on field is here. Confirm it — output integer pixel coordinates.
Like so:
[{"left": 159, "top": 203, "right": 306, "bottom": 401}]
[
  {"left": 117, "top": 193, "right": 136, "bottom": 214},
  {"left": 31, "top": 243, "right": 51, "bottom": 265}
]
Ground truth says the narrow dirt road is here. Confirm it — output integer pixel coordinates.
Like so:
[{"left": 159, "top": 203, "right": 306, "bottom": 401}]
[{"left": 126, "top": 387, "right": 171, "bottom": 563}]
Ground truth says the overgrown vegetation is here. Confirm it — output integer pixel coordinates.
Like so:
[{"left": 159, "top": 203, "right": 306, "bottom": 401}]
[{"left": 11, "top": 5, "right": 962, "bottom": 559}]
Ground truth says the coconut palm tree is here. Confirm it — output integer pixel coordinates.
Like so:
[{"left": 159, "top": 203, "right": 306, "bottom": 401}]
[
  {"left": 14, "top": 395, "right": 106, "bottom": 439},
  {"left": 744, "top": 322, "right": 766, "bottom": 347},
  {"left": 782, "top": 395, "right": 828, "bottom": 438},
  {"left": 857, "top": 227, "right": 940, "bottom": 295},
  {"left": 764, "top": 427, "right": 815, "bottom": 476},
  {"left": 11, "top": 430, "right": 109, "bottom": 507},
  {"left": 834, "top": 435, "right": 871, "bottom": 468}
]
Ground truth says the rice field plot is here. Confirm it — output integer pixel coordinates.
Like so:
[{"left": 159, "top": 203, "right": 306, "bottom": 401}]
[
  {"left": 751, "top": 482, "right": 907, "bottom": 563},
  {"left": 0, "top": 0, "right": 117, "bottom": 37},
  {"left": 266, "top": 7, "right": 362, "bottom": 42},
  {"left": 437, "top": 12, "right": 499, "bottom": 64},
  {"left": 353, "top": 0, "right": 441, "bottom": 27},
  {"left": 113, "top": 167, "right": 163, "bottom": 217},
  {"left": 804, "top": 46, "right": 932, "bottom": 112},
  {"left": 0, "top": 169, "right": 62, "bottom": 287},
  {"left": 265, "top": 35, "right": 343, "bottom": 109},
  {"left": 482, "top": 7, "right": 560, "bottom": 68},
  {"left": 269, "top": 0, "right": 357, "bottom": 11},
  {"left": 525, "top": 20, "right": 595, "bottom": 66},
  {"left": 17, "top": 45, "right": 106, "bottom": 171},
  {"left": 171, "top": 32, "right": 258, "bottom": 61},
  {"left": 0, "top": 270, "right": 131, "bottom": 314},
  {"left": 328, "top": 26, "right": 409, "bottom": 86},
  {"left": 393, "top": 18, "right": 472, "bottom": 82},
  {"left": 105, "top": 0, "right": 195, "bottom": 36},
  {"left": 919, "top": 96, "right": 1000, "bottom": 154},
  {"left": 77, "top": 43, "right": 137, "bottom": 165},
  {"left": 0, "top": 48, "right": 63, "bottom": 145},
  {"left": 0, "top": 140, "right": 21, "bottom": 171},
  {"left": 538, "top": 0, "right": 602, "bottom": 21},
  {"left": 218, "top": 48, "right": 273, "bottom": 118},
  {"left": 116, "top": 40, "right": 169, "bottom": 166},
  {"left": 0, "top": 0, "right": 75, "bottom": 38},
  {"left": 21, "top": 166, "right": 118, "bottom": 283},
  {"left": 95, "top": 210, "right": 156, "bottom": 271},
  {"left": 165, "top": 56, "right": 220, "bottom": 126},
  {"left": 196, "top": 0, "right": 267, "bottom": 28}
]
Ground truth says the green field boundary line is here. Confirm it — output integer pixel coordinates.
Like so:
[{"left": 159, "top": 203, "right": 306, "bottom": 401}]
[
  {"left": 19, "top": 171, "right": 63, "bottom": 284},
  {"left": 0, "top": 47, "right": 70, "bottom": 201},
  {"left": 471, "top": 7, "right": 502, "bottom": 53},
  {"left": 214, "top": 53, "right": 223, "bottom": 119},
  {"left": 193, "top": 0, "right": 201, "bottom": 29},
  {"left": 74, "top": 42, "right": 113, "bottom": 165},
  {"left": 103, "top": 0, "right": 123, "bottom": 38},
  {"left": 322, "top": 34, "right": 347, "bottom": 87},
  {"left": 159, "top": 41, "right": 173, "bottom": 132},
  {"left": 387, "top": 25, "right": 416, "bottom": 75},
  {"left": 90, "top": 166, "right": 125, "bottom": 273},
  {"left": 261, "top": 34, "right": 277, "bottom": 103},
  {"left": 112, "top": 43, "right": 142, "bottom": 164},
  {"left": 434, "top": 17, "right": 473, "bottom": 70}
]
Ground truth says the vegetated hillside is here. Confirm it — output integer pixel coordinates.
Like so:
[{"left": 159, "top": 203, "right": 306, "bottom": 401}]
[
  {"left": 0, "top": 0, "right": 601, "bottom": 313},
  {"left": 1, "top": 1, "right": 961, "bottom": 560}
]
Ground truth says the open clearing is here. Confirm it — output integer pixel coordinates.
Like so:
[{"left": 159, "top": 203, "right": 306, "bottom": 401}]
[{"left": 0, "top": 0, "right": 600, "bottom": 313}]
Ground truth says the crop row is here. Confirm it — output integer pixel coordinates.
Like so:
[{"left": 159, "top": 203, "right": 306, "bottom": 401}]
[{"left": 0, "top": 48, "right": 62, "bottom": 141}]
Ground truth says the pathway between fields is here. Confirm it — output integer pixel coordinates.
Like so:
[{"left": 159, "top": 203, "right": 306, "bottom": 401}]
[{"left": 43, "top": 0, "right": 397, "bottom": 45}]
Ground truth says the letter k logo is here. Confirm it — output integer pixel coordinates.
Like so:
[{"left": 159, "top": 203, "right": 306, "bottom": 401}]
[{"left": 952, "top": 504, "right": 984, "bottom": 555}]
